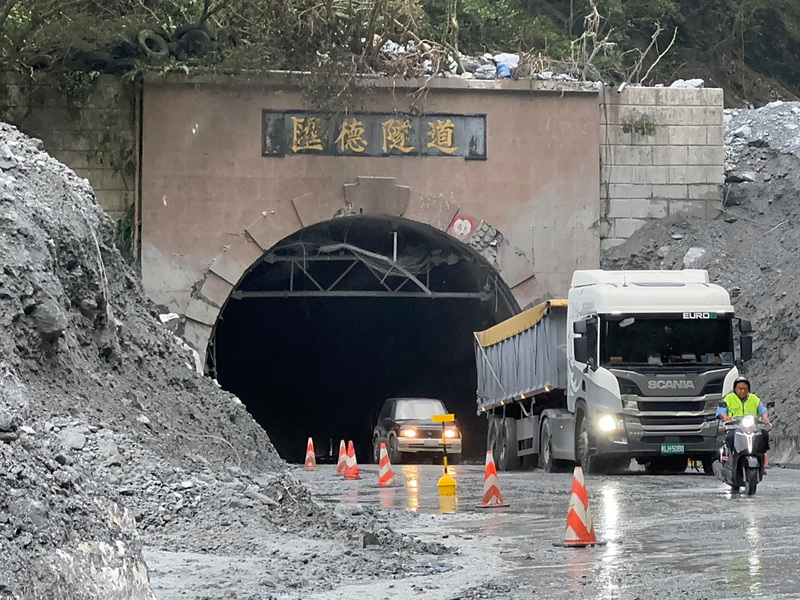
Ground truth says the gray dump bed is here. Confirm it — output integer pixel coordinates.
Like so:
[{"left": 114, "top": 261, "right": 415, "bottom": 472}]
[{"left": 474, "top": 300, "right": 568, "bottom": 413}]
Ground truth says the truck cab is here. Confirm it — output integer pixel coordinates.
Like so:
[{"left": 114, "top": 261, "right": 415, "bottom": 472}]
[{"left": 568, "top": 269, "right": 752, "bottom": 473}]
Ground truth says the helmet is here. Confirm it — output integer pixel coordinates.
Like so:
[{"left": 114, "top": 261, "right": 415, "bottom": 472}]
[{"left": 733, "top": 376, "right": 751, "bottom": 389}]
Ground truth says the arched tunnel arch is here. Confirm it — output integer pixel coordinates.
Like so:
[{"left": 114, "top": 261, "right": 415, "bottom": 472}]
[{"left": 209, "top": 216, "right": 518, "bottom": 463}]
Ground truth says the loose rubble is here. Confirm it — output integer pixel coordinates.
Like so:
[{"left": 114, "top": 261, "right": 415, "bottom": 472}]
[
  {"left": 604, "top": 100, "right": 800, "bottom": 464},
  {"left": 0, "top": 121, "right": 447, "bottom": 598}
]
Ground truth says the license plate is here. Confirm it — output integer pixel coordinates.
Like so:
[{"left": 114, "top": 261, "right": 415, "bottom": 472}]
[
  {"left": 661, "top": 444, "right": 684, "bottom": 455},
  {"left": 424, "top": 439, "right": 440, "bottom": 447}
]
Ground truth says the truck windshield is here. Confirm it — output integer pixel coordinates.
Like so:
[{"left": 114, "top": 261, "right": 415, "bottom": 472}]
[{"left": 600, "top": 316, "right": 734, "bottom": 367}]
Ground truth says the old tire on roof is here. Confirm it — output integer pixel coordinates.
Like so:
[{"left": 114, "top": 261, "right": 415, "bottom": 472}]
[
  {"left": 137, "top": 29, "right": 169, "bottom": 59},
  {"left": 178, "top": 28, "right": 213, "bottom": 57}
]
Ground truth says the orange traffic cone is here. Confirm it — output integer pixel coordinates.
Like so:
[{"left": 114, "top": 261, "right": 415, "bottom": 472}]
[
  {"left": 376, "top": 443, "right": 399, "bottom": 487},
  {"left": 765, "top": 454, "right": 771, "bottom": 469},
  {"left": 344, "top": 440, "right": 361, "bottom": 480},
  {"left": 336, "top": 440, "right": 347, "bottom": 476},
  {"left": 304, "top": 437, "right": 317, "bottom": 471},
  {"left": 476, "top": 450, "right": 509, "bottom": 508},
  {"left": 556, "top": 466, "right": 605, "bottom": 547}
]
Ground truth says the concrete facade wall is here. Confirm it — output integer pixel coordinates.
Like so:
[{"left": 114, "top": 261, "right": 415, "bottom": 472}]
[
  {"left": 0, "top": 73, "right": 727, "bottom": 357},
  {"left": 140, "top": 78, "right": 602, "bottom": 336},
  {"left": 0, "top": 73, "right": 136, "bottom": 223},
  {"left": 599, "top": 86, "right": 724, "bottom": 249}
]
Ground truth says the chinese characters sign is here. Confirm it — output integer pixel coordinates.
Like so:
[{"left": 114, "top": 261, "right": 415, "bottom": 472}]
[{"left": 262, "top": 111, "right": 486, "bottom": 160}]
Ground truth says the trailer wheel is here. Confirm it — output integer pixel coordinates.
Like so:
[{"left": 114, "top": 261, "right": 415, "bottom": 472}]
[
  {"left": 486, "top": 417, "right": 500, "bottom": 456},
  {"left": 496, "top": 418, "right": 519, "bottom": 471},
  {"left": 540, "top": 419, "right": 571, "bottom": 473}
]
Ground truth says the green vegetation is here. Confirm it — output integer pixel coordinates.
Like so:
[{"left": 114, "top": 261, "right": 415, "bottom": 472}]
[
  {"left": 1, "top": 1, "right": 799, "bottom": 104},
  {"left": 622, "top": 114, "right": 657, "bottom": 137}
]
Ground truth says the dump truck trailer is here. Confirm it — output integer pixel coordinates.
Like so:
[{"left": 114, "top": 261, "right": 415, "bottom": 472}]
[{"left": 474, "top": 269, "right": 753, "bottom": 474}]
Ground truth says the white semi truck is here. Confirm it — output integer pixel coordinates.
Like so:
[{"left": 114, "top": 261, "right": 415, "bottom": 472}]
[{"left": 474, "top": 270, "right": 753, "bottom": 474}]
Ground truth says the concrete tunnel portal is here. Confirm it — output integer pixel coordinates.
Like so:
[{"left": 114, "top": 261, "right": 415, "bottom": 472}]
[{"left": 209, "top": 216, "right": 518, "bottom": 464}]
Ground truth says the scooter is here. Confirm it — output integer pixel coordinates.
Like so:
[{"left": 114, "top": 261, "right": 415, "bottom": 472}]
[{"left": 712, "top": 415, "right": 769, "bottom": 496}]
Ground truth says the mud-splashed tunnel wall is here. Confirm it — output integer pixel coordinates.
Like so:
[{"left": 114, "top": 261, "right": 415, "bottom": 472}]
[{"left": 211, "top": 216, "right": 517, "bottom": 463}]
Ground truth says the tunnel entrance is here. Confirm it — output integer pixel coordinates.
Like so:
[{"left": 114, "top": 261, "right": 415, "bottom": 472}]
[{"left": 210, "top": 216, "right": 517, "bottom": 463}]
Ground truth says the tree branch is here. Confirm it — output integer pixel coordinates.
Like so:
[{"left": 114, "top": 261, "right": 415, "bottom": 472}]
[
  {"left": 0, "top": 0, "right": 19, "bottom": 35},
  {"left": 628, "top": 22, "right": 662, "bottom": 83},
  {"left": 641, "top": 26, "right": 678, "bottom": 84},
  {"left": 199, "top": 0, "right": 228, "bottom": 24}
]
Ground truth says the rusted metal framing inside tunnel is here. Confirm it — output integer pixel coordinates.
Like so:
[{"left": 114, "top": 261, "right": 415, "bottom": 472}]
[{"left": 231, "top": 243, "right": 496, "bottom": 301}]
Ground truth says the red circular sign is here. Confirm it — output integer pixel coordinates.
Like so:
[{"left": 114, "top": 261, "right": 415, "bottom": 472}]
[{"left": 449, "top": 215, "right": 476, "bottom": 241}]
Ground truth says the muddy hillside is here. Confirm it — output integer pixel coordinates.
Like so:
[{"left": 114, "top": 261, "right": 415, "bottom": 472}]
[
  {"left": 0, "top": 118, "right": 278, "bottom": 594},
  {"left": 604, "top": 100, "right": 800, "bottom": 464},
  {"left": 0, "top": 122, "right": 449, "bottom": 599}
]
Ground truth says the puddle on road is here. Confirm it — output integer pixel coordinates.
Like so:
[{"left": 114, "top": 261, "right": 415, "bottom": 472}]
[{"left": 302, "top": 465, "right": 800, "bottom": 598}]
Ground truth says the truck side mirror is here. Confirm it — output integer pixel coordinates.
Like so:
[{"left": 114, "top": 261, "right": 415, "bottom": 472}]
[
  {"left": 740, "top": 319, "right": 752, "bottom": 335},
  {"left": 740, "top": 335, "right": 753, "bottom": 362},
  {"left": 574, "top": 337, "right": 589, "bottom": 364},
  {"left": 573, "top": 320, "right": 587, "bottom": 335}
]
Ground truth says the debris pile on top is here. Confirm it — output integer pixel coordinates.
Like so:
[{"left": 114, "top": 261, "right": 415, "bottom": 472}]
[
  {"left": 382, "top": 45, "right": 580, "bottom": 81},
  {"left": 25, "top": 23, "right": 240, "bottom": 75},
  {"left": 602, "top": 101, "right": 800, "bottom": 463}
]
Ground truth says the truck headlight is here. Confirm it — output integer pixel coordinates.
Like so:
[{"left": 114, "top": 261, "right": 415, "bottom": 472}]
[
  {"left": 597, "top": 414, "right": 625, "bottom": 433},
  {"left": 400, "top": 428, "right": 417, "bottom": 438},
  {"left": 444, "top": 428, "right": 458, "bottom": 439},
  {"left": 598, "top": 415, "right": 618, "bottom": 432}
]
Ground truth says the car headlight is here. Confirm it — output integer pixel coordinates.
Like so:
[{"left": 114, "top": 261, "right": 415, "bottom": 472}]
[
  {"left": 399, "top": 428, "right": 417, "bottom": 438},
  {"left": 742, "top": 414, "right": 756, "bottom": 428},
  {"left": 444, "top": 428, "right": 458, "bottom": 439},
  {"left": 598, "top": 415, "right": 618, "bottom": 432}
]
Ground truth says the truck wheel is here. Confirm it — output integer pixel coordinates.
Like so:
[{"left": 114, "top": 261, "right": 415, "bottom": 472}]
[
  {"left": 496, "top": 418, "right": 518, "bottom": 471},
  {"left": 486, "top": 417, "right": 501, "bottom": 456},
  {"left": 577, "top": 415, "right": 605, "bottom": 475},
  {"left": 540, "top": 419, "right": 570, "bottom": 473}
]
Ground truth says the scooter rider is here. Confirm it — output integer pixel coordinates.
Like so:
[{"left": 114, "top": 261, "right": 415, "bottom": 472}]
[{"left": 717, "top": 376, "right": 771, "bottom": 452}]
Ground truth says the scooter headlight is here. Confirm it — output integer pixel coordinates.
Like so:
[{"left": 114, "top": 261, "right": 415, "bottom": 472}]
[{"left": 741, "top": 414, "right": 756, "bottom": 428}]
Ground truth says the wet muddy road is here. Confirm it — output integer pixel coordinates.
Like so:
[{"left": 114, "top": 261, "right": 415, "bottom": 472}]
[{"left": 299, "top": 464, "right": 800, "bottom": 600}]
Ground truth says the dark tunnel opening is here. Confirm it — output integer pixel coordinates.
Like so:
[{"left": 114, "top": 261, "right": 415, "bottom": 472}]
[{"left": 210, "top": 216, "right": 518, "bottom": 464}]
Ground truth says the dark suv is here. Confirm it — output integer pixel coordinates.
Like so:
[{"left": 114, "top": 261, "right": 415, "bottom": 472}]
[{"left": 372, "top": 397, "right": 462, "bottom": 464}]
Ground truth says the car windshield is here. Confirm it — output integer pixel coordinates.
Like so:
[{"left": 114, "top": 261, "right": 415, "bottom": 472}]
[
  {"left": 600, "top": 315, "right": 734, "bottom": 367},
  {"left": 394, "top": 399, "right": 447, "bottom": 420}
]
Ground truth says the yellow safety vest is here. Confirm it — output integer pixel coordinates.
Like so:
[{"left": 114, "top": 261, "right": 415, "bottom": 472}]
[{"left": 723, "top": 392, "right": 761, "bottom": 418}]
